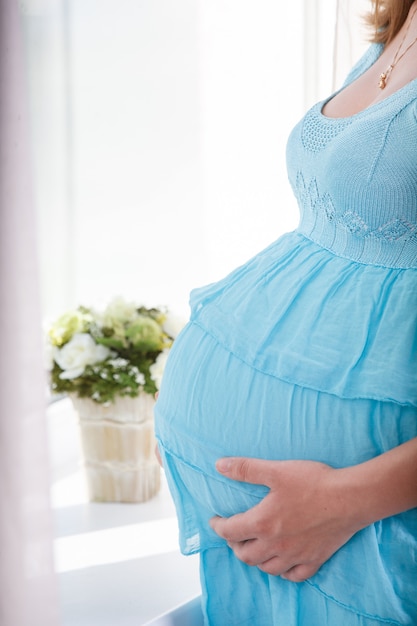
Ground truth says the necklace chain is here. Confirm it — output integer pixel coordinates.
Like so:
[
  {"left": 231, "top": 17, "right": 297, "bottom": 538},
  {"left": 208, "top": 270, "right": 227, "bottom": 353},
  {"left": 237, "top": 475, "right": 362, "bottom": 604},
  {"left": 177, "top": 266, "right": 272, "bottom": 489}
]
[{"left": 379, "top": 5, "right": 417, "bottom": 89}]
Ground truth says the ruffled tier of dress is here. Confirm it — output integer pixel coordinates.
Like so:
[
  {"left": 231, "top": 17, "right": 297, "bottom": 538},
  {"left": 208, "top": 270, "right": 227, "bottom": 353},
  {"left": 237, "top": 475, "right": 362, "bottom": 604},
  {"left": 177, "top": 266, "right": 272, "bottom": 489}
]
[
  {"left": 155, "top": 228, "right": 417, "bottom": 624},
  {"left": 156, "top": 334, "right": 417, "bottom": 624},
  {"left": 189, "top": 230, "right": 417, "bottom": 407}
]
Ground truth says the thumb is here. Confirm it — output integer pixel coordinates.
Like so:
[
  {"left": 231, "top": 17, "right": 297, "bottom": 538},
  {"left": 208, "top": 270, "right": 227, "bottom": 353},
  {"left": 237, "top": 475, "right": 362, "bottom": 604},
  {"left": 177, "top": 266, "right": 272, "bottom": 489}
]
[{"left": 216, "top": 457, "right": 276, "bottom": 486}]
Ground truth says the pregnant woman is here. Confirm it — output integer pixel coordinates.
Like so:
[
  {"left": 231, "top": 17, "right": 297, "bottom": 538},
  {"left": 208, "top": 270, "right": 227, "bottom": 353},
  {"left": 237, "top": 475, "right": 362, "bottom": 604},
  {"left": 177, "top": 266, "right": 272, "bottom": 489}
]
[{"left": 155, "top": 1, "right": 417, "bottom": 624}]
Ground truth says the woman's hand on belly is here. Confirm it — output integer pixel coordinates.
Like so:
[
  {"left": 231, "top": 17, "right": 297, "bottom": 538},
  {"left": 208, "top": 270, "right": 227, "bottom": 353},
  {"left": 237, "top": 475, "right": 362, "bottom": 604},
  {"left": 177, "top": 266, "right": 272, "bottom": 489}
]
[
  {"left": 210, "top": 457, "right": 359, "bottom": 582},
  {"left": 210, "top": 440, "right": 417, "bottom": 582}
]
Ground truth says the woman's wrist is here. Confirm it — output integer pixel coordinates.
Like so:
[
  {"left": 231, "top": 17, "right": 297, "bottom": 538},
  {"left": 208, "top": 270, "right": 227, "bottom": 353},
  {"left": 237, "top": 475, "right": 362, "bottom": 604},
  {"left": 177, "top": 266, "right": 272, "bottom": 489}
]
[{"left": 336, "top": 437, "right": 417, "bottom": 531}]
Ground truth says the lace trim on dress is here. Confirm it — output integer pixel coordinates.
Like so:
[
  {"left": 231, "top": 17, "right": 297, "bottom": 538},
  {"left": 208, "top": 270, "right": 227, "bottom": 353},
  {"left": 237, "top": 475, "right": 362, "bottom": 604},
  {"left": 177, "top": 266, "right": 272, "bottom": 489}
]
[{"left": 296, "top": 173, "right": 417, "bottom": 243}]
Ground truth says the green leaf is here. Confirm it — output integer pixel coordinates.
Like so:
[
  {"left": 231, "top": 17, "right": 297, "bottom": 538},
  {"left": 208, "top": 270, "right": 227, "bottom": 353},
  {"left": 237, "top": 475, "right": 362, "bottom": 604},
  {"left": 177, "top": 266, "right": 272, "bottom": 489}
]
[{"left": 96, "top": 337, "right": 125, "bottom": 349}]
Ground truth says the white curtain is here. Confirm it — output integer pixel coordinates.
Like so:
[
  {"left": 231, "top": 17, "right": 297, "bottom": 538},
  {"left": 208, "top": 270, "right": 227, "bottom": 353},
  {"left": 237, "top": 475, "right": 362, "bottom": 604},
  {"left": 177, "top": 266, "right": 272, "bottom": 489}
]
[
  {"left": 333, "top": 0, "right": 370, "bottom": 89},
  {"left": 0, "top": 1, "right": 366, "bottom": 624},
  {"left": 0, "top": 1, "right": 60, "bottom": 625}
]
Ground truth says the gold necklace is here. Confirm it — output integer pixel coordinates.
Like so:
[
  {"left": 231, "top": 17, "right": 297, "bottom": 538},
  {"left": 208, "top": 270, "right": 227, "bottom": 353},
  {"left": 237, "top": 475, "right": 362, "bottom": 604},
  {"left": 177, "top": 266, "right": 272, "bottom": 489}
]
[{"left": 379, "top": 5, "right": 417, "bottom": 89}]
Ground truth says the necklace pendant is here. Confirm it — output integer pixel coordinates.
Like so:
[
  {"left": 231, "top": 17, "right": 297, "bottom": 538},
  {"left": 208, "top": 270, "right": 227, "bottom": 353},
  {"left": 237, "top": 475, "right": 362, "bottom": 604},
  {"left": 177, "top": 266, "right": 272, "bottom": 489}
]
[{"left": 379, "top": 72, "right": 387, "bottom": 89}]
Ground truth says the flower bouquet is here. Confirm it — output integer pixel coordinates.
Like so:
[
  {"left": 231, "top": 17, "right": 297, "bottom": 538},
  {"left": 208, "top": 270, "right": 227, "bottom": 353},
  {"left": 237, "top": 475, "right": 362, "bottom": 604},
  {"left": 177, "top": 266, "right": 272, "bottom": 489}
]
[{"left": 47, "top": 296, "right": 184, "bottom": 502}]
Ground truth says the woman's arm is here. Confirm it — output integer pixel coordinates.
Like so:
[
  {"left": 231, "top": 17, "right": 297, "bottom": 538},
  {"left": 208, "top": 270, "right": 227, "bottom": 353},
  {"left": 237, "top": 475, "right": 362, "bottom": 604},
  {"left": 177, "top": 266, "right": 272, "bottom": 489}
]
[{"left": 209, "top": 437, "right": 417, "bottom": 582}]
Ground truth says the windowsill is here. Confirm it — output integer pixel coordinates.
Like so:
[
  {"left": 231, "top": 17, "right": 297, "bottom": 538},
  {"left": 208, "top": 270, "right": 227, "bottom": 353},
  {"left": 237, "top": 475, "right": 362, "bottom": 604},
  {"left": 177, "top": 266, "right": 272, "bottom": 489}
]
[{"left": 47, "top": 398, "right": 200, "bottom": 626}]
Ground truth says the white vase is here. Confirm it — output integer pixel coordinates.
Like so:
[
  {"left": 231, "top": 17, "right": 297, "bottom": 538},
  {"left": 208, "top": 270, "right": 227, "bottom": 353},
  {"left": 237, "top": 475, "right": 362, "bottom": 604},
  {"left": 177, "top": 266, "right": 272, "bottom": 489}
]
[{"left": 70, "top": 393, "right": 161, "bottom": 503}]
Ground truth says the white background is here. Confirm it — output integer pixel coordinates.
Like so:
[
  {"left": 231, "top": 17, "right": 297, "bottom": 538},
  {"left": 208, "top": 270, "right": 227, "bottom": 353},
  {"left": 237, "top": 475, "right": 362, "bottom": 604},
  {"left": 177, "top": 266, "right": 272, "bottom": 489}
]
[{"left": 23, "top": 0, "right": 367, "bottom": 322}]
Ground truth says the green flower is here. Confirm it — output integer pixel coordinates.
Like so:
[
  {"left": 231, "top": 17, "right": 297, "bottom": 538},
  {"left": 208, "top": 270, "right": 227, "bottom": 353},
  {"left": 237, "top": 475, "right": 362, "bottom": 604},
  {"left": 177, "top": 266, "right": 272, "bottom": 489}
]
[
  {"left": 48, "top": 310, "right": 91, "bottom": 347},
  {"left": 126, "top": 315, "right": 164, "bottom": 351}
]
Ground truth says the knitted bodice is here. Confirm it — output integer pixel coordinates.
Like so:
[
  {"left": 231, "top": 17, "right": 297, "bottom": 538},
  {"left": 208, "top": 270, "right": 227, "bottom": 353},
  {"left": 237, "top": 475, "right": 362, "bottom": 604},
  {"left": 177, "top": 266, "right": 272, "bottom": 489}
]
[
  {"left": 185, "top": 44, "right": 417, "bottom": 408},
  {"left": 286, "top": 44, "right": 417, "bottom": 269}
]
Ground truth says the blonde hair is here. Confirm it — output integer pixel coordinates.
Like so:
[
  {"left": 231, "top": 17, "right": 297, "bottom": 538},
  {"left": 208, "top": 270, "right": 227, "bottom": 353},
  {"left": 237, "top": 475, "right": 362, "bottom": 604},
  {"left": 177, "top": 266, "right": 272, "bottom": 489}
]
[{"left": 365, "top": 0, "right": 415, "bottom": 44}]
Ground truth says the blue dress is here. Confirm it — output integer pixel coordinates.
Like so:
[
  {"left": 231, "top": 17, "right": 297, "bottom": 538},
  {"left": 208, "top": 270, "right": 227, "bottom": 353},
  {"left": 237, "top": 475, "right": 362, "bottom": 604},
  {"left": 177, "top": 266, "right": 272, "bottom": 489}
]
[{"left": 155, "top": 44, "right": 417, "bottom": 625}]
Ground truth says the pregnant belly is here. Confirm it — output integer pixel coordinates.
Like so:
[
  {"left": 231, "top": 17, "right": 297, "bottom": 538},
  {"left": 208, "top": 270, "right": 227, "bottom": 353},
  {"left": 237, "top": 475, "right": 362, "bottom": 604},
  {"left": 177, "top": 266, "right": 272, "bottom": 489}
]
[{"left": 154, "top": 321, "right": 414, "bottom": 477}]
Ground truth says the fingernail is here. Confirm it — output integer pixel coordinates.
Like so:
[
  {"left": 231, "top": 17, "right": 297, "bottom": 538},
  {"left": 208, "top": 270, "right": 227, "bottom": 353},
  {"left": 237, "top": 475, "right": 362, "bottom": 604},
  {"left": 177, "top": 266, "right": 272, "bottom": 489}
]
[{"left": 216, "top": 458, "right": 233, "bottom": 473}]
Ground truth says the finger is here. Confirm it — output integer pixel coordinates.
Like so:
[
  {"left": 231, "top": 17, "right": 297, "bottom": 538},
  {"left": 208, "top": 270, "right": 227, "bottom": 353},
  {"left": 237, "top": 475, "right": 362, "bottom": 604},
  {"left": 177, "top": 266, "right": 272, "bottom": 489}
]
[
  {"left": 215, "top": 457, "right": 278, "bottom": 487},
  {"left": 280, "top": 562, "right": 320, "bottom": 583},
  {"left": 227, "top": 539, "right": 275, "bottom": 567},
  {"left": 210, "top": 513, "right": 258, "bottom": 543},
  {"left": 255, "top": 555, "right": 294, "bottom": 576},
  {"left": 257, "top": 556, "right": 316, "bottom": 579}
]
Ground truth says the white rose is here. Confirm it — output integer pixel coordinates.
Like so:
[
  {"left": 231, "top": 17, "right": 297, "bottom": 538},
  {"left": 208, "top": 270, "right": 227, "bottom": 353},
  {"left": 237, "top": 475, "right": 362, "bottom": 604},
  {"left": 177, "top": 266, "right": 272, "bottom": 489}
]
[
  {"left": 100, "top": 296, "right": 138, "bottom": 327},
  {"left": 149, "top": 349, "right": 170, "bottom": 390},
  {"left": 162, "top": 312, "right": 186, "bottom": 339},
  {"left": 54, "top": 333, "right": 112, "bottom": 380}
]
